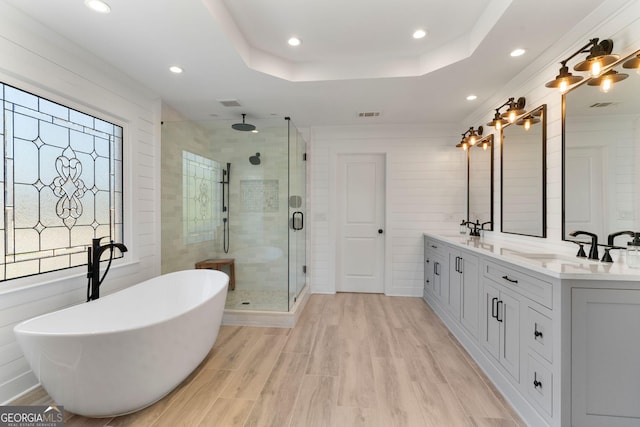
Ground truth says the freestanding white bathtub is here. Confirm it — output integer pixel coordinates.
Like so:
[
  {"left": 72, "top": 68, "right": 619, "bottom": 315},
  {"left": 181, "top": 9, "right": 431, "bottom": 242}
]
[{"left": 14, "top": 269, "right": 228, "bottom": 417}]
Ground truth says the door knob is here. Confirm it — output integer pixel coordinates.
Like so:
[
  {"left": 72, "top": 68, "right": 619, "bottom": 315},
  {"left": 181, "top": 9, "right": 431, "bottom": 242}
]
[{"left": 378, "top": 229, "right": 384, "bottom": 234}]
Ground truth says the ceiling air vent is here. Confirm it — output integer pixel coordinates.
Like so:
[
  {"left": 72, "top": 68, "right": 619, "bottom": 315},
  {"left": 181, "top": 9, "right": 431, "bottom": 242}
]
[
  {"left": 589, "top": 102, "right": 617, "bottom": 108},
  {"left": 219, "top": 99, "right": 242, "bottom": 107},
  {"left": 358, "top": 112, "right": 381, "bottom": 118}
]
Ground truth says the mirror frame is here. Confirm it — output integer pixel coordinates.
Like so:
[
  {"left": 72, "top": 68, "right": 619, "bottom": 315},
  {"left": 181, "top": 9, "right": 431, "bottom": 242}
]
[
  {"left": 561, "top": 48, "right": 640, "bottom": 242},
  {"left": 467, "top": 134, "right": 494, "bottom": 229},
  {"left": 500, "top": 104, "right": 547, "bottom": 237}
]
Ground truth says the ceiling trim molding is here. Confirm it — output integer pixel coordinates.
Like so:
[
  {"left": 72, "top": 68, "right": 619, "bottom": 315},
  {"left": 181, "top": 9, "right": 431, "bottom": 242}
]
[{"left": 203, "top": 0, "right": 512, "bottom": 82}]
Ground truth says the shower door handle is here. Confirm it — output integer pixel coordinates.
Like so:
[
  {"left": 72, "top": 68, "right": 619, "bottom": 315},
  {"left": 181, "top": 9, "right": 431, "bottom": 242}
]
[{"left": 292, "top": 211, "right": 304, "bottom": 230}]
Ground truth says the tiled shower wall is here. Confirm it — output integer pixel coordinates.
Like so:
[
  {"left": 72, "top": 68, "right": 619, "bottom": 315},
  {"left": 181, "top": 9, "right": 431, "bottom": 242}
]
[{"left": 161, "top": 120, "right": 291, "bottom": 293}]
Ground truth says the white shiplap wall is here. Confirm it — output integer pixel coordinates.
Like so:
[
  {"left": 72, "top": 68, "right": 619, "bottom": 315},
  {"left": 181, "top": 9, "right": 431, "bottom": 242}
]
[
  {"left": 308, "top": 124, "right": 464, "bottom": 296},
  {"left": 0, "top": 3, "right": 161, "bottom": 403}
]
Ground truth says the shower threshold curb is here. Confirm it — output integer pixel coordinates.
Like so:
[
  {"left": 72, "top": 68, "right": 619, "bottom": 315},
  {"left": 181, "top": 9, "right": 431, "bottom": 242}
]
[{"left": 222, "top": 285, "right": 309, "bottom": 328}]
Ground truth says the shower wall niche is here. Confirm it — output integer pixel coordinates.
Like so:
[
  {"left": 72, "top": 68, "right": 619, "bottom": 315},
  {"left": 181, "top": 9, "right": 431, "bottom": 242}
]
[{"left": 161, "top": 117, "right": 306, "bottom": 312}]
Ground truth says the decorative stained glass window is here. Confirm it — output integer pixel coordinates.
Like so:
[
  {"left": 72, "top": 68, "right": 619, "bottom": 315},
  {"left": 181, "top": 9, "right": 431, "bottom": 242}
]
[
  {"left": 0, "top": 82, "right": 124, "bottom": 281},
  {"left": 182, "top": 151, "right": 220, "bottom": 244}
]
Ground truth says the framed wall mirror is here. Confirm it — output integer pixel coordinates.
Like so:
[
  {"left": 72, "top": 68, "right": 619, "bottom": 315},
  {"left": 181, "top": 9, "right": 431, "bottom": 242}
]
[
  {"left": 501, "top": 104, "right": 547, "bottom": 237},
  {"left": 562, "top": 49, "right": 640, "bottom": 244},
  {"left": 468, "top": 134, "right": 494, "bottom": 229}
]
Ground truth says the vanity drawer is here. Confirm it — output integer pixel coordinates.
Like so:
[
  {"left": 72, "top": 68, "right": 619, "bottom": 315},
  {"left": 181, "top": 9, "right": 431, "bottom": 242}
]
[
  {"left": 527, "top": 354, "right": 553, "bottom": 417},
  {"left": 526, "top": 307, "right": 552, "bottom": 363},
  {"left": 483, "top": 261, "right": 552, "bottom": 308},
  {"left": 425, "top": 238, "right": 447, "bottom": 258}
]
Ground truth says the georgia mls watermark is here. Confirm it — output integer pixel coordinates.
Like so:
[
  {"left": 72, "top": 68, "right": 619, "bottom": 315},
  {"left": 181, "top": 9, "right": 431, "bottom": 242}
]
[{"left": 0, "top": 405, "right": 64, "bottom": 427}]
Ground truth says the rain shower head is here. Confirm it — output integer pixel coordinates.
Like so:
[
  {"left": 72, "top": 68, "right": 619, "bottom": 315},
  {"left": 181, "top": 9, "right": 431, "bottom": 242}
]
[
  {"left": 231, "top": 114, "right": 256, "bottom": 132},
  {"left": 249, "top": 153, "right": 261, "bottom": 165}
]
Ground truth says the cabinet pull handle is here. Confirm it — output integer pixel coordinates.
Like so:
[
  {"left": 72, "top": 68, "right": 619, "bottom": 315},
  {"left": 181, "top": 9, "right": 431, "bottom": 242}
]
[
  {"left": 496, "top": 300, "right": 504, "bottom": 322},
  {"left": 431, "top": 245, "right": 437, "bottom": 249},
  {"left": 458, "top": 257, "right": 463, "bottom": 274},
  {"left": 454, "top": 256, "right": 459, "bottom": 272},
  {"left": 534, "top": 323, "right": 543, "bottom": 339},
  {"left": 533, "top": 372, "right": 542, "bottom": 389},
  {"left": 491, "top": 297, "right": 498, "bottom": 319},
  {"left": 434, "top": 262, "right": 439, "bottom": 276},
  {"left": 426, "top": 259, "right": 430, "bottom": 263},
  {"left": 502, "top": 275, "right": 518, "bottom": 284}
]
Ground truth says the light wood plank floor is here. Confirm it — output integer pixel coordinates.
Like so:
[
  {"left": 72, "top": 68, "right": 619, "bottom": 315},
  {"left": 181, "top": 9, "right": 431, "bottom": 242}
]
[{"left": 11, "top": 294, "right": 525, "bottom": 426}]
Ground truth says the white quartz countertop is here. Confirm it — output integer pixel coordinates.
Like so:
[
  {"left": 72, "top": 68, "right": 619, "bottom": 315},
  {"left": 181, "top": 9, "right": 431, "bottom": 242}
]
[{"left": 424, "top": 232, "right": 640, "bottom": 281}]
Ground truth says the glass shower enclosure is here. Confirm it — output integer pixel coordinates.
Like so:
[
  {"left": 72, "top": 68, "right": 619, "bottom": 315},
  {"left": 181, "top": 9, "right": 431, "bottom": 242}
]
[{"left": 161, "top": 116, "right": 306, "bottom": 312}]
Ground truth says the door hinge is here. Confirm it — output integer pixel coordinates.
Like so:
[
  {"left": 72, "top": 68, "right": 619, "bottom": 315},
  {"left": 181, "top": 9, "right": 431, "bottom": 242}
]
[
  {"left": 303, "top": 153, "right": 307, "bottom": 161},
  {"left": 303, "top": 265, "right": 307, "bottom": 274}
]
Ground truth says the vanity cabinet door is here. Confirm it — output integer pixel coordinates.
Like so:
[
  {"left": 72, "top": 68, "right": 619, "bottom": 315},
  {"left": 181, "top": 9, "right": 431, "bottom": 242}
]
[
  {"left": 482, "top": 281, "right": 501, "bottom": 359},
  {"left": 572, "top": 288, "right": 640, "bottom": 427},
  {"left": 447, "top": 250, "right": 461, "bottom": 319},
  {"left": 433, "top": 251, "right": 448, "bottom": 304},
  {"left": 459, "top": 252, "right": 480, "bottom": 339},
  {"left": 481, "top": 278, "right": 520, "bottom": 382}
]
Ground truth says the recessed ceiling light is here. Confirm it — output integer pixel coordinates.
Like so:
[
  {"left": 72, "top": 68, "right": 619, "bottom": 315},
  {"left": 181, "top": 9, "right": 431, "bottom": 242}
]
[
  {"left": 510, "top": 48, "right": 526, "bottom": 57},
  {"left": 466, "top": 95, "right": 478, "bottom": 101},
  {"left": 169, "top": 66, "right": 183, "bottom": 74},
  {"left": 251, "top": 129, "right": 259, "bottom": 134},
  {"left": 413, "top": 29, "right": 427, "bottom": 40},
  {"left": 84, "top": 0, "right": 111, "bottom": 14},
  {"left": 288, "top": 37, "right": 301, "bottom": 47}
]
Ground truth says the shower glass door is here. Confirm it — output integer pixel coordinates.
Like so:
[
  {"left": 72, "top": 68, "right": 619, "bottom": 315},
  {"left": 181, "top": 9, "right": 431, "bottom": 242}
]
[{"left": 288, "top": 120, "right": 307, "bottom": 310}]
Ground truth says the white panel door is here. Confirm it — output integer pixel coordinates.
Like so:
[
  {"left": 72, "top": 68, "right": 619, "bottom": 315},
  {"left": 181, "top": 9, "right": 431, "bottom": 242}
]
[{"left": 336, "top": 154, "right": 385, "bottom": 293}]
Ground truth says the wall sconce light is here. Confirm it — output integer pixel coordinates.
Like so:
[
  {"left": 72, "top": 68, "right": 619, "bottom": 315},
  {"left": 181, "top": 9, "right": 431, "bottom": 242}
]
[
  {"left": 486, "top": 97, "right": 526, "bottom": 129},
  {"left": 477, "top": 138, "right": 491, "bottom": 151},
  {"left": 622, "top": 52, "right": 640, "bottom": 74},
  {"left": 587, "top": 69, "right": 628, "bottom": 93},
  {"left": 456, "top": 126, "right": 483, "bottom": 150},
  {"left": 545, "top": 38, "right": 619, "bottom": 93},
  {"left": 515, "top": 114, "right": 541, "bottom": 131}
]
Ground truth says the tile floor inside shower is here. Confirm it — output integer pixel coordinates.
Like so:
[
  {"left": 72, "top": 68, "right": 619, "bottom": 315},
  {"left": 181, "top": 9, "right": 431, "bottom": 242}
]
[{"left": 224, "top": 288, "right": 290, "bottom": 311}]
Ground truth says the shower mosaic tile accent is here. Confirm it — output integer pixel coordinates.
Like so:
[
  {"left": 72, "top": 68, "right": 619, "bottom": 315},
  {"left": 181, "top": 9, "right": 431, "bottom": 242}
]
[{"left": 240, "top": 179, "right": 279, "bottom": 212}]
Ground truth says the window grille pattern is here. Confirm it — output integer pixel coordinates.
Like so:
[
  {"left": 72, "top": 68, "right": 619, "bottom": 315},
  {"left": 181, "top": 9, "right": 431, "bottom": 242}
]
[
  {"left": 182, "top": 151, "right": 220, "bottom": 244},
  {"left": 0, "top": 82, "right": 123, "bottom": 281}
]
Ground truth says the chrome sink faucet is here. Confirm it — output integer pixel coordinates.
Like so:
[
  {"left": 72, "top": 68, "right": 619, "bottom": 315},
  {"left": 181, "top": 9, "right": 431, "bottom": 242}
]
[{"left": 569, "top": 230, "right": 599, "bottom": 260}]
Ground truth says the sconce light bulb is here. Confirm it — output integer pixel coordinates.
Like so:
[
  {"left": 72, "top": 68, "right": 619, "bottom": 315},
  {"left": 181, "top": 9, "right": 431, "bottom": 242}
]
[
  {"left": 482, "top": 142, "right": 488, "bottom": 151},
  {"left": 469, "top": 135, "right": 476, "bottom": 145},
  {"left": 524, "top": 119, "right": 531, "bottom": 131},
  {"left": 559, "top": 79, "right": 568, "bottom": 94},
  {"left": 600, "top": 76, "right": 612, "bottom": 93},
  {"left": 508, "top": 110, "right": 516, "bottom": 123},
  {"left": 463, "top": 142, "right": 468, "bottom": 150},
  {"left": 495, "top": 121, "right": 502, "bottom": 131},
  {"left": 590, "top": 60, "right": 602, "bottom": 78}
]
